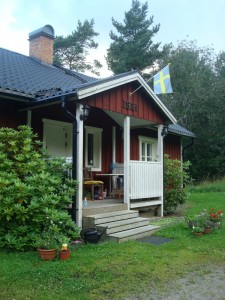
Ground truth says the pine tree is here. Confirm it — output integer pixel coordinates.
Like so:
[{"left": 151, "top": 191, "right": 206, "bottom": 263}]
[
  {"left": 106, "top": 0, "right": 162, "bottom": 74},
  {"left": 54, "top": 19, "right": 102, "bottom": 75}
]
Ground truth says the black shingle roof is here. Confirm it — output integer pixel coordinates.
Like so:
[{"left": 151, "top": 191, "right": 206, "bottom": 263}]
[
  {"left": 0, "top": 48, "right": 98, "bottom": 98},
  {"left": 168, "top": 124, "right": 196, "bottom": 138}
]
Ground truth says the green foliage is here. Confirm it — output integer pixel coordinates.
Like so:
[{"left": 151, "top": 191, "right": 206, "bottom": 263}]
[
  {"left": 192, "top": 226, "right": 204, "bottom": 233},
  {"left": 1, "top": 180, "right": 225, "bottom": 299},
  {"left": 54, "top": 19, "right": 102, "bottom": 75},
  {"left": 106, "top": 0, "right": 163, "bottom": 74},
  {"left": 188, "top": 177, "right": 225, "bottom": 193},
  {"left": 0, "top": 126, "right": 79, "bottom": 251},
  {"left": 159, "top": 40, "right": 225, "bottom": 181},
  {"left": 164, "top": 154, "right": 191, "bottom": 214}
]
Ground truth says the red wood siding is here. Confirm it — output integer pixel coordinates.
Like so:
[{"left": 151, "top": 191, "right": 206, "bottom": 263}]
[
  {"left": 0, "top": 99, "right": 27, "bottom": 128},
  {"left": 164, "top": 135, "right": 181, "bottom": 160},
  {"left": 86, "top": 83, "right": 165, "bottom": 124}
]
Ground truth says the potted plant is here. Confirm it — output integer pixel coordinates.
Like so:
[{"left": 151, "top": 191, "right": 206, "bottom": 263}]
[
  {"left": 34, "top": 217, "right": 63, "bottom": 261},
  {"left": 186, "top": 214, "right": 197, "bottom": 229},
  {"left": 192, "top": 226, "right": 204, "bottom": 236},
  {"left": 203, "top": 219, "right": 213, "bottom": 234},
  {"left": 209, "top": 208, "right": 223, "bottom": 228},
  {"left": 59, "top": 243, "right": 71, "bottom": 261}
]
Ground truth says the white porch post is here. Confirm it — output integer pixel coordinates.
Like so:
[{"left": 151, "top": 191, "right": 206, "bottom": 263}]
[
  {"left": 112, "top": 126, "right": 116, "bottom": 190},
  {"left": 157, "top": 125, "right": 163, "bottom": 162},
  {"left": 124, "top": 116, "right": 130, "bottom": 209},
  {"left": 158, "top": 124, "right": 164, "bottom": 217},
  {"left": 112, "top": 126, "right": 116, "bottom": 162},
  {"left": 76, "top": 104, "right": 83, "bottom": 227}
]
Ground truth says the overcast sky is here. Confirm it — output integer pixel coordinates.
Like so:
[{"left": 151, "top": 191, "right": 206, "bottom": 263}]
[{"left": 0, "top": 0, "right": 224, "bottom": 77}]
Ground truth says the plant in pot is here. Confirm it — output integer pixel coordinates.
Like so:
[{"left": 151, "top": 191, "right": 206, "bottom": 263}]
[
  {"left": 34, "top": 217, "right": 62, "bottom": 261},
  {"left": 192, "top": 226, "right": 204, "bottom": 236},
  {"left": 59, "top": 242, "right": 71, "bottom": 261},
  {"left": 203, "top": 219, "right": 213, "bottom": 234},
  {"left": 186, "top": 214, "right": 197, "bottom": 229},
  {"left": 209, "top": 208, "right": 223, "bottom": 228}
]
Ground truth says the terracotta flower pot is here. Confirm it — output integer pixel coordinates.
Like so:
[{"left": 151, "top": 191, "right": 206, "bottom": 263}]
[
  {"left": 193, "top": 232, "right": 203, "bottom": 236},
  {"left": 59, "top": 250, "right": 71, "bottom": 260},
  {"left": 37, "top": 249, "right": 57, "bottom": 261},
  {"left": 203, "top": 228, "right": 212, "bottom": 234}
]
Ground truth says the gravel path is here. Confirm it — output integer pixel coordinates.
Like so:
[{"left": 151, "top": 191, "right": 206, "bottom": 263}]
[{"left": 125, "top": 266, "right": 225, "bottom": 300}]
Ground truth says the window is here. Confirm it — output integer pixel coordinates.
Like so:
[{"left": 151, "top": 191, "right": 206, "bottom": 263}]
[
  {"left": 139, "top": 136, "right": 157, "bottom": 162},
  {"left": 85, "top": 126, "right": 103, "bottom": 171}
]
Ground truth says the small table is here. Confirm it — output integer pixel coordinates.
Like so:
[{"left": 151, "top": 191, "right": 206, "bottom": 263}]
[{"left": 96, "top": 173, "right": 124, "bottom": 197}]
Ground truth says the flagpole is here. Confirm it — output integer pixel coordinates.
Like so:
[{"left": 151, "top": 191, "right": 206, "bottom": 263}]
[{"left": 129, "top": 63, "right": 171, "bottom": 96}]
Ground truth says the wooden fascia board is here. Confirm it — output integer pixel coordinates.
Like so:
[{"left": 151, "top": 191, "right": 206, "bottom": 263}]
[
  {"left": 76, "top": 73, "right": 177, "bottom": 124},
  {"left": 76, "top": 74, "right": 137, "bottom": 99}
]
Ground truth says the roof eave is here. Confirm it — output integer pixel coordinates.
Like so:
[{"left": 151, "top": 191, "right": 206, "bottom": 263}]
[{"left": 0, "top": 88, "right": 33, "bottom": 101}]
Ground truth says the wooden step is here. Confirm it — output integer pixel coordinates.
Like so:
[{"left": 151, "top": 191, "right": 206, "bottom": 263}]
[
  {"left": 97, "top": 217, "right": 150, "bottom": 234},
  {"left": 83, "top": 203, "right": 128, "bottom": 217},
  {"left": 83, "top": 210, "right": 139, "bottom": 228},
  {"left": 106, "top": 225, "right": 160, "bottom": 243}
]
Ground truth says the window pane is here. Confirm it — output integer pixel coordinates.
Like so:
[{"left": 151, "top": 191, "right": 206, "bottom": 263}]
[
  {"left": 88, "top": 133, "right": 94, "bottom": 165},
  {"left": 147, "top": 144, "right": 152, "bottom": 161},
  {"left": 142, "top": 142, "right": 145, "bottom": 161}
]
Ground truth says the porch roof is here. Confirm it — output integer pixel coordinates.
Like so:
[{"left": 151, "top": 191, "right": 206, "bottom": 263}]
[
  {"left": 168, "top": 124, "right": 196, "bottom": 138},
  {"left": 34, "top": 71, "right": 177, "bottom": 124}
]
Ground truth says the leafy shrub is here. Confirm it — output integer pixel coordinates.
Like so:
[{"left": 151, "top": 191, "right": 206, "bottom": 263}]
[
  {"left": 0, "top": 126, "right": 79, "bottom": 250},
  {"left": 164, "top": 154, "right": 191, "bottom": 214}
]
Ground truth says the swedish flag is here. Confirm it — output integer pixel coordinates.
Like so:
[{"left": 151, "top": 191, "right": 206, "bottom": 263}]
[{"left": 153, "top": 65, "right": 173, "bottom": 95}]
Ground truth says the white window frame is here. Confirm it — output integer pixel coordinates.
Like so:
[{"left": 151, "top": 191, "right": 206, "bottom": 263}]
[
  {"left": 85, "top": 126, "right": 103, "bottom": 171},
  {"left": 138, "top": 136, "right": 158, "bottom": 162}
]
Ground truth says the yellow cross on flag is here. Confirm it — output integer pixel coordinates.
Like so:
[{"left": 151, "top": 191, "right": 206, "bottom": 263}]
[{"left": 153, "top": 65, "right": 173, "bottom": 94}]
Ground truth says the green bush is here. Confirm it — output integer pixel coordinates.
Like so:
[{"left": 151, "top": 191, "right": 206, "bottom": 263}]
[
  {"left": 164, "top": 154, "right": 191, "bottom": 214},
  {"left": 0, "top": 126, "right": 79, "bottom": 250}
]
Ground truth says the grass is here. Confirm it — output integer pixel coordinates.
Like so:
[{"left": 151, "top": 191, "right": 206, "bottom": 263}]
[{"left": 1, "top": 180, "right": 225, "bottom": 300}]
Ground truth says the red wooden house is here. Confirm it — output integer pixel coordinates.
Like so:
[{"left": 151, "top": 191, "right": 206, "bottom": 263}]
[{"left": 0, "top": 25, "right": 195, "bottom": 236}]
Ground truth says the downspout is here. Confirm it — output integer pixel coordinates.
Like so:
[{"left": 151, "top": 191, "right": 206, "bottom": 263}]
[
  {"left": 182, "top": 137, "right": 195, "bottom": 162},
  {"left": 61, "top": 95, "right": 78, "bottom": 223},
  {"left": 161, "top": 125, "right": 169, "bottom": 217}
]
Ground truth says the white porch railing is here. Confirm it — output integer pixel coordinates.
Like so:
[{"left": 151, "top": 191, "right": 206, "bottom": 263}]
[
  {"left": 130, "top": 161, "right": 163, "bottom": 200},
  {"left": 113, "top": 161, "right": 163, "bottom": 200},
  {"left": 63, "top": 158, "right": 163, "bottom": 206}
]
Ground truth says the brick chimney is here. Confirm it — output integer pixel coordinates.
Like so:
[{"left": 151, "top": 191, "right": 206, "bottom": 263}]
[{"left": 29, "top": 25, "right": 55, "bottom": 64}]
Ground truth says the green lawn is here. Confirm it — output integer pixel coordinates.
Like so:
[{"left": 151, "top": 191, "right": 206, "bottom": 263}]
[{"left": 1, "top": 180, "right": 225, "bottom": 300}]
